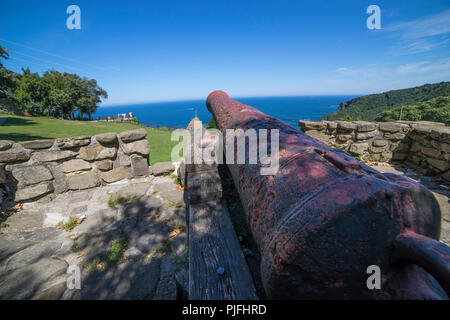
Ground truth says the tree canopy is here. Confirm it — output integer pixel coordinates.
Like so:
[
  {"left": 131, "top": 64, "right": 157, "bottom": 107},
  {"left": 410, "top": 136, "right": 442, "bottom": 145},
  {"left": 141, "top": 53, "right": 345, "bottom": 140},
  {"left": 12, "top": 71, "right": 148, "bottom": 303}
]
[
  {"left": 0, "top": 44, "right": 107, "bottom": 120},
  {"left": 376, "top": 96, "right": 450, "bottom": 125}
]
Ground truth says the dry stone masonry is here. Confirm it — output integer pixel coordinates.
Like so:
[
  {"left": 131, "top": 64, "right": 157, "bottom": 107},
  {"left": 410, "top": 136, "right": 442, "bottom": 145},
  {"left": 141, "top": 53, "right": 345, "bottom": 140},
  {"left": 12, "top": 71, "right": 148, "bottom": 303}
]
[
  {"left": 0, "top": 129, "right": 150, "bottom": 204},
  {"left": 299, "top": 120, "right": 450, "bottom": 183}
]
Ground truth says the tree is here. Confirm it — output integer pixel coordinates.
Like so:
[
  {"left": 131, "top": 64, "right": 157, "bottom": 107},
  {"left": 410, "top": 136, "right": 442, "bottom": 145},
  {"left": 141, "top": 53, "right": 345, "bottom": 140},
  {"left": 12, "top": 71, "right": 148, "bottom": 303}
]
[
  {"left": 1, "top": 44, "right": 108, "bottom": 119},
  {"left": 62, "top": 72, "right": 84, "bottom": 120},
  {"left": 15, "top": 68, "right": 49, "bottom": 115},
  {"left": 0, "top": 68, "right": 20, "bottom": 98},
  {"left": 43, "top": 70, "right": 70, "bottom": 118},
  {"left": 0, "top": 45, "right": 9, "bottom": 68},
  {"left": 77, "top": 78, "right": 108, "bottom": 120},
  {"left": 376, "top": 96, "right": 450, "bottom": 125},
  {"left": 0, "top": 44, "right": 19, "bottom": 99},
  {"left": 43, "top": 70, "right": 84, "bottom": 119}
]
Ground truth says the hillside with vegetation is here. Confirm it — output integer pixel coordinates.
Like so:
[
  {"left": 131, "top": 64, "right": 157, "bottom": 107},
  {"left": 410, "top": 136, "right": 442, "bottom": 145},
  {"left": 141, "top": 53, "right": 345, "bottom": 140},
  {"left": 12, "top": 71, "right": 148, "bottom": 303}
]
[
  {"left": 321, "top": 81, "right": 450, "bottom": 122},
  {"left": 376, "top": 95, "right": 450, "bottom": 125}
]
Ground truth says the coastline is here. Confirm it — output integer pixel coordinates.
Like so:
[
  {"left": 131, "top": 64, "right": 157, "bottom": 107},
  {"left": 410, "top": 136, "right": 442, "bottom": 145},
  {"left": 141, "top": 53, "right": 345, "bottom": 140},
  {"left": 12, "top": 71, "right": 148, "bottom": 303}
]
[{"left": 94, "top": 95, "right": 356, "bottom": 128}]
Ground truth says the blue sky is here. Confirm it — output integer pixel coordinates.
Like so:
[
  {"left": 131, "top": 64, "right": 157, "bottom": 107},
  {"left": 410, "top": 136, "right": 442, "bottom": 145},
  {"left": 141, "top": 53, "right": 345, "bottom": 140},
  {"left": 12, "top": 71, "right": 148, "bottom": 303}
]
[{"left": 0, "top": 0, "right": 449, "bottom": 105}]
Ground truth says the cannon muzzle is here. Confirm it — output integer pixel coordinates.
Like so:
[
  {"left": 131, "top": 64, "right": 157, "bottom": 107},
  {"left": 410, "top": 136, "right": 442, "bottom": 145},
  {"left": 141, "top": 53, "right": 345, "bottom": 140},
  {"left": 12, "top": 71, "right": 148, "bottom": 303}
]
[{"left": 206, "top": 90, "right": 449, "bottom": 299}]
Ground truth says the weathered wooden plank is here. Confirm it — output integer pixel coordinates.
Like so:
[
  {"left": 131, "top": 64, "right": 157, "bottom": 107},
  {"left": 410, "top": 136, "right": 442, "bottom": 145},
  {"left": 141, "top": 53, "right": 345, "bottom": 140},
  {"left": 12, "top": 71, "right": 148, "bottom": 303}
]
[
  {"left": 186, "top": 170, "right": 222, "bottom": 204},
  {"left": 189, "top": 200, "right": 258, "bottom": 300}
]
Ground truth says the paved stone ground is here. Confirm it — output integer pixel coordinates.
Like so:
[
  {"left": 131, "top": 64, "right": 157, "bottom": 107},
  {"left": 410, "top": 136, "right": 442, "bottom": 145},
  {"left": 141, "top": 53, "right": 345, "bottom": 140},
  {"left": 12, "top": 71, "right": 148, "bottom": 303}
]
[
  {"left": 0, "top": 175, "right": 187, "bottom": 300},
  {"left": 371, "top": 163, "right": 450, "bottom": 246}
]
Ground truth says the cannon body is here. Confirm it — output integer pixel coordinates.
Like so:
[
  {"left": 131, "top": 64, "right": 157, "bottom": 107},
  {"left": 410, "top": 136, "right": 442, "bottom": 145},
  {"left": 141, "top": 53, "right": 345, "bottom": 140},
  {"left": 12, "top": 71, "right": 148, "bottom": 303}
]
[{"left": 206, "top": 90, "right": 449, "bottom": 299}]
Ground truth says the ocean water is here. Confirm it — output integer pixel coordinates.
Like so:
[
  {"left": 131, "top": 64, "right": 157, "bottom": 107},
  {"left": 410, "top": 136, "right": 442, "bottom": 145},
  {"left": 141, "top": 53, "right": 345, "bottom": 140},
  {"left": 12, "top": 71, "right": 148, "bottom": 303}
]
[{"left": 94, "top": 95, "right": 355, "bottom": 129}]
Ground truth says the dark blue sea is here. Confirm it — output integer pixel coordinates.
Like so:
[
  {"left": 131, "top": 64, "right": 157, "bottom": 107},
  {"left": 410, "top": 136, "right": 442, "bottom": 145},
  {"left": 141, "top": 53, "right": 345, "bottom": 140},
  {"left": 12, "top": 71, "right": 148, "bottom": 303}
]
[{"left": 94, "top": 95, "right": 355, "bottom": 128}]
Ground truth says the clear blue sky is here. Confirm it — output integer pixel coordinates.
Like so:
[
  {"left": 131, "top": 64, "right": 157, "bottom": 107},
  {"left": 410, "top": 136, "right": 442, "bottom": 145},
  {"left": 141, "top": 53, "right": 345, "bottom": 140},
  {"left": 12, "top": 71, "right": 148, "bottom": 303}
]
[{"left": 1, "top": 0, "right": 449, "bottom": 105}]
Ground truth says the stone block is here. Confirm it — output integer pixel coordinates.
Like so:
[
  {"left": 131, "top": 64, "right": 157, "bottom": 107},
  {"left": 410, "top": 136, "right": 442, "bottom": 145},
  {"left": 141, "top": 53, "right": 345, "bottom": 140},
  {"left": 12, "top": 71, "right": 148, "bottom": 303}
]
[
  {"left": 430, "top": 127, "right": 450, "bottom": 143},
  {"left": 383, "top": 132, "right": 406, "bottom": 140},
  {"left": 32, "top": 150, "right": 77, "bottom": 162},
  {"left": 66, "top": 171, "right": 100, "bottom": 190},
  {"left": 0, "top": 152, "right": 30, "bottom": 163},
  {"left": 443, "top": 170, "right": 450, "bottom": 182},
  {"left": 369, "top": 146, "right": 387, "bottom": 154},
  {"left": 356, "top": 130, "right": 378, "bottom": 140},
  {"left": 421, "top": 147, "right": 441, "bottom": 159},
  {"left": 0, "top": 164, "right": 6, "bottom": 184},
  {"left": 373, "top": 139, "right": 388, "bottom": 147},
  {"left": 119, "top": 129, "right": 147, "bottom": 142},
  {"left": 61, "top": 159, "right": 91, "bottom": 173},
  {"left": 380, "top": 151, "right": 393, "bottom": 162},
  {"left": 55, "top": 137, "right": 91, "bottom": 149},
  {"left": 130, "top": 155, "right": 149, "bottom": 176},
  {"left": 47, "top": 163, "right": 68, "bottom": 194},
  {"left": 336, "top": 121, "right": 357, "bottom": 131},
  {"left": 298, "top": 121, "right": 326, "bottom": 132},
  {"left": 15, "top": 182, "right": 54, "bottom": 202},
  {"left": 355, "top": 121, "right": 377, "bottom": 132},
  {"left": 430, "top": 140, "right": 450, "bottom": 153},
  {"left": 95, "top": 132, "right": 117, "bottom": 145},
  {"left": 121, "top": 140, "right": 150, "bottom": 156},
  {"left": 117, "top": 153, "right": 131, "bottom": 167},
  {"left": 325, "top": 121, "right": 337, "bottom": 131},
  {"left": 390, "top": 142, "right": 409, "bottom": 152},
  {"left": 348, "top": 143, "right": 369, "bottom": 156},
  {"left": 96, "top": 159, "right": 113, "bottom": 171},
  {"left": 12, "top": 165, "right": 53, "bottom": 187},
  {"left": 0, "top": 140, "right": 13, "bottom": 151},
  {"left": 151, "top": 162, "right": 175, "bottom": 176},
  {"left": 99, "top": 167, "right": 133, "bottom": 183},
  {"left": 19, "top": 139, "right": 54, "bottom": 150},
  {"left": 80, "top": 145, "right": 117, "bottom": 161},
  {"left": 177, "top": 159, "right": 186, "bottom": 186},
  {"left": 428, "top": 158, "right": 448, "bottom": 172},
  {"left": 336, "top": 134, "right": 353, "bottom": 142},
  {"left": 412, "top": 125, "right": 433, "bottom": 134},
  {"left": 379, "top": 122, "right": 408, "bottom": 133}
]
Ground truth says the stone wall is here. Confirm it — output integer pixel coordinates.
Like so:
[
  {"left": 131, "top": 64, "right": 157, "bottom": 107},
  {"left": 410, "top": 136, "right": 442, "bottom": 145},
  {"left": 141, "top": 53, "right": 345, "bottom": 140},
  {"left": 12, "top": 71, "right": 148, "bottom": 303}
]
[
  {"left": 298, "top": 120, "right": 450, "bottom": 183},
  {"left": 0, "top": 129, "right": 150, "bottom": 204}
]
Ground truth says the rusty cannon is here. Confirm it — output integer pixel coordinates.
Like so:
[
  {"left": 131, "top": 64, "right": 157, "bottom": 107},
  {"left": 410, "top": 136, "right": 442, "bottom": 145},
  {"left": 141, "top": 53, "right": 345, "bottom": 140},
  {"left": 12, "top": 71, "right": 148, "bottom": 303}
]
[{"left": 206, "top": 90, "right": 450, "bottom": 299}]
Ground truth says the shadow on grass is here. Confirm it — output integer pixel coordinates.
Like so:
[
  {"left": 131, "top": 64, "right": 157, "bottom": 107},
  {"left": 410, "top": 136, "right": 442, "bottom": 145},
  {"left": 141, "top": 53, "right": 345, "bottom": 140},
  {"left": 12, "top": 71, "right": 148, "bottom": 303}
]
[
  {"left": 1, "top": 118, "right": 37, "bottom": 126},
  {"left": 0, "top": 133, "right": 54, "bottom": 142}
]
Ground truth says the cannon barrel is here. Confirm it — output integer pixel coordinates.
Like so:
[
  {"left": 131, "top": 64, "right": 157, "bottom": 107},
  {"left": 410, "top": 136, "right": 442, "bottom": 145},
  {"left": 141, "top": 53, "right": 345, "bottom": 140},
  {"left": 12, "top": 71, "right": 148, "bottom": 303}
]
[{"left": 206, "top": 90, "right": 449, "bottom": 299}]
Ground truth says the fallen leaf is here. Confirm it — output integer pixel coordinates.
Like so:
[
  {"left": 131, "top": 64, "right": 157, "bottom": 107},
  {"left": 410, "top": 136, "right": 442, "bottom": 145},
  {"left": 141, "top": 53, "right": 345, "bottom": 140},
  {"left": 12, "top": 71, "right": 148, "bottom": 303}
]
[
  {"left": 169, "top": 228, "right": 183, "bottom": 238},
  {"left": 13, "top": 203, "right": 23, "bottom": 210}
]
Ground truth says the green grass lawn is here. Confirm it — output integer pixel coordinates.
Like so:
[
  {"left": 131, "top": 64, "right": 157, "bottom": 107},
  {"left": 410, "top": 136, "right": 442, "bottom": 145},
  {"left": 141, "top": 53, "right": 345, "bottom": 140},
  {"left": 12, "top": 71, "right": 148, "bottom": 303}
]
[{"left": 0, "top": 114, "right": 182, "bottom": 165}]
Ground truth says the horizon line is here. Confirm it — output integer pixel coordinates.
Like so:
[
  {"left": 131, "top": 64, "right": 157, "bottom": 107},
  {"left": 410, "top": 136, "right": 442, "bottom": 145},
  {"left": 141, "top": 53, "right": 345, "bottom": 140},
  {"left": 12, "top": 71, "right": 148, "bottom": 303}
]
[{"left": 99, "top": 93, "right": 364, "bottom": 108}]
